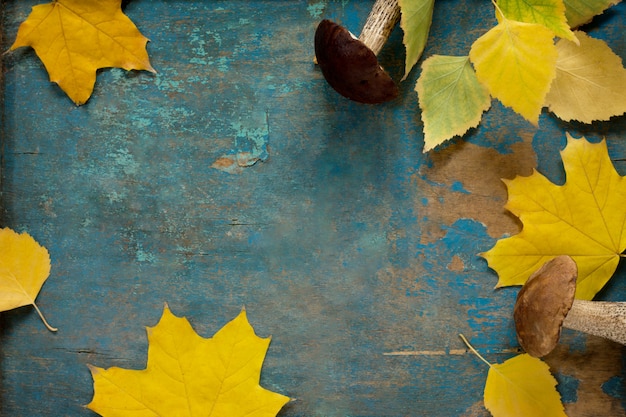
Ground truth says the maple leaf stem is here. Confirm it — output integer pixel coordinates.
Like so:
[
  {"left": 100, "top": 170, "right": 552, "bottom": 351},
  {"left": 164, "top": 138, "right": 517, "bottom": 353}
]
[
  {"left": 32, "top": 302, "right": 58, "bottom": 332},
  {"left": 459, "top": 334, "right": 491, "bottom": 367}
]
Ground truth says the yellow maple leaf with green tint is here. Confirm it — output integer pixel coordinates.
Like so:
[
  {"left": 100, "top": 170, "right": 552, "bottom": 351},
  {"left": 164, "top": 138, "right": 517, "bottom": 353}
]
[
  {"left": 563, "top": 0, "right": 620, "bottom": 28},
  {"left": 399, "top": 0, "right": 435, "bottom": 80},
  {"left": 87, "top": 305, "right": 290, "bottom": 417},
  {"left": 10, "top": 0, "right": 155, "bottom": 105},
  {"left": 469, "top": 11, "right": 557, "bottom": 125},
  {"left": 545, "top": 31, "right": 626, "bottom": 123},
  {"left": 0, "top": 227, "right": 56, "bottom": 332},
  {"left": 461, "top": 335, "right": 566, "bottom": 417},
  {"left": 416, "top": 55, "right": 491, "bottom": 151},
  {"left": 497, "top": 0, "right": 577, "bottom": 42},
  {"left": 482, "top": 134, "right": 626, "bottom": 300}
]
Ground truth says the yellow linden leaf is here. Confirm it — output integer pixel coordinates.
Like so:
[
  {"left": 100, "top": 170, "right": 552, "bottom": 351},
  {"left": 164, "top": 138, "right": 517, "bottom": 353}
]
[
  {"left": 87, "top": 305, "right": 290, "bottom": 417},
  {"left": 469, "top": 12, "right": 557, "bottom": 125},
  {"left": 0, "top": 227, "right": 56, "bottom": 331},
  {"left": 10, "top": 0, "right": 156, "bottom": 105},
  {"left": 481, "top": 134, "right": 626, "bottom": 300},
  {"left": 416, "top": 55, "right": 491, "bottom": 151},
  {"left": 399, "top": 0, "right": 435, "bottom": 80},
  {"left": 485, "top": 354, "right": 566, "bottom": 417},
  {"left": 545, "top": 31, "right": 626, "bottom": 123},
  {"left": 563, "top": 0, "right": 620, "bottom": 28}
]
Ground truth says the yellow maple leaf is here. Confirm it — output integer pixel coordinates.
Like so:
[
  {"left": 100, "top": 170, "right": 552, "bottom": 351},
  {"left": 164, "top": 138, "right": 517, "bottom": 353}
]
[
  {"left": 87, "top": 304, "right": 290, "bottom": 417},
  {"left": 10, "top": 0, "right": 156, "bottom": 105},
  {"left": 461, "top": 335, "right": 566, "bottom": 417},
  {"left": 0, "top": 227, "right": 56, "bottom": 331},
  {"left": 481, "top": 134, "right": 626, "bottom": 300},
  {"left": 469, "top": 11, "right": 557, "bottom": 125},
  {"left": 545, "top": 31, "right": 626, "bottom": 123}
]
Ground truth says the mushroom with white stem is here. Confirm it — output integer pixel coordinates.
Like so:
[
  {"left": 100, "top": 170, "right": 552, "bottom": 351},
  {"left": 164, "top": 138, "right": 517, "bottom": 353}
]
[
  {"left": 513, "top": 255, "right": 626, "bottom": 358},
  {"left": 314, "top": 0, "right": 400, "bottom": 104}
]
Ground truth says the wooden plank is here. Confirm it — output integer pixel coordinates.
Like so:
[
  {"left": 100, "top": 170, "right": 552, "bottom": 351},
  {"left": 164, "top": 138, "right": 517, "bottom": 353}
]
[{"left": 0, "top": 0, "right": 624, "bottom": 415}]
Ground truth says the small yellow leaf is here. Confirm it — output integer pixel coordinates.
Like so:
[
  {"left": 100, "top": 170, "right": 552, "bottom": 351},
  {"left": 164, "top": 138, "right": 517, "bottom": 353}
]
[
  {"left": 87, "top": 305, "right": 290, "bottom": 417},
  {"left": 10, "top": 0, "right": 155, "bottom": 105},
  {"left": 563, "top": 0, "right": 620, "bottom": 28},
  {"left": 485, "top": 354, "right": 567, "bottom": 417},
  {"left": 482, "top": 134, "right": 626, "bottom": 300},
  {"left": 416, "top": 55, "right": 491, "bottom": 151},
  {"left": 545, "top": 31, "right": 626, "bottom": 123},
  {"left": 469, "top": 13, "right": 557, "bottom": 125},
  {"left": 497, "top": 0, "right": 577, "bottom": 42},
  {"left": 0, "top": 227, "right": 56, "bottom": 331}
]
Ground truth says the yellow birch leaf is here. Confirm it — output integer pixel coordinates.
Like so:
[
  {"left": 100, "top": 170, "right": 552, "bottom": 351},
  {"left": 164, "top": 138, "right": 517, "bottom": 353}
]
[
  {"left": 399, "top": 0, "right": 435, "bottom": 80},
  {"left": 10, "top": 0, "right": 156, "bottom": 105},
  {"left": 485, "top": 354, "right": 566, "bottom": 417},
  {"left": 545, "top": 31, "right": 626, "bottom": 123},
  {"left": 497, "top": 0, "right": 577, "bottom": 42},
  {"left": 416, "top": 55, "right": 491, "bottom": 151},
  {"left": 481, "top": 134, "right": 626, "bottom": 300},
  {"left": 469, "top": 13, "right": 558, "bottom": 125},
  {"left": 461, "top": 335, "right": 566, "bottom": 417},
  {"left": 87, "top": 305, "right": 290, "bottom": 417},
  {"left": 563, "top": 0, "right": 621, "bottom": 28},
  {"left": 0, "top": 227, "right": 56, "bottom": 331}
]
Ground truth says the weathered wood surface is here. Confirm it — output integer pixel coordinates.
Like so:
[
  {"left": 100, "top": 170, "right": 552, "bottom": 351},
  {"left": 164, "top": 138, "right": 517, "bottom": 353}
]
[{"left": 0, "top": 1, "right": 625, "bottom": 415}]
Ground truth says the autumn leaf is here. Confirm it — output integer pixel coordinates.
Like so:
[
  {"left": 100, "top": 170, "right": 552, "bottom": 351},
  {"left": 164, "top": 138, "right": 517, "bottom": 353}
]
[
  {"left": 461, "top": 335, "right": 566, "bottom": 417},
  {"left": 416, "top": 55, "right": 491, "bottom": 151},
  {"left": 0, "top": 227, "right": 56, "bottom": 331},
  {"left": 399, "top": 0, "right": 435, "bottom": 80},
  {"left": 482, "top": 134, "right": 626, "bottom": 300},
  {"left": 10, "top": 0, "right": 155, "bottom": 105},
  {"left": 545, "top": 31, "right": 626, "bottom": 123},
  {"left": 563, "top": 0, "right": 621, "bottom": 28},
  {"left": 87, "top": 304, "right": 290, "bottom": 417},
  {"left": 469, "top": 10, "right": 557, "bottom": 125},
  {"left": 497, "top": 0, "right": 577, "bottom": 42}
]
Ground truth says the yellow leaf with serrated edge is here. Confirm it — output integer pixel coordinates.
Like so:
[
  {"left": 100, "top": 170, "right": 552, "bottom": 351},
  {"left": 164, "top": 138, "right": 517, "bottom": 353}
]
[
  {"left": 485, "top": 354, "right": 566, "bottom": 417},
  {"left": 399, "top": 0, "right": 435, "bottom": 80},
  {"left": 545, "top": 31, "right": 626, "bottom": 123},
  {"left": 416, "top": 55, "right": 491, "bottom": 152},
  {"left": 469, "top": 12, "right": 557, "bottom": 125},
  {"left": 0, "top": 227, "right": 56, "bottom": 331},
  {"left": 10, "top": 0, "right": 155, "bottom": 105},
  {"left": 87, "top": 305, "right": 290, "bottom": 417},
  {"left": 497, "top": 0, "right": 577, "bottom": 42},
  {"left": 481, "top": 134, "right": 626, "bottom": 300},
  {"left": 563, "top": 0, "right": 620, "bottom": 28}
]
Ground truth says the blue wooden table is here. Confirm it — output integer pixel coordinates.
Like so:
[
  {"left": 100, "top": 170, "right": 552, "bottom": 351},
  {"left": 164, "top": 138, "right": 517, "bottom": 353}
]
[{"left": 1, "top": 1, "right": 625, "bottom": 415}]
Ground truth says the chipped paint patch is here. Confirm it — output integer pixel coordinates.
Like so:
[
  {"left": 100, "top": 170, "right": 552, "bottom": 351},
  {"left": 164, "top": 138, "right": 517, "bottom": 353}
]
[
  {"left": 307, "top": 1, "right": 327, "bottom": 18},
  {"left": 212, "top": 114, "right": 270, "bottom": 174}
]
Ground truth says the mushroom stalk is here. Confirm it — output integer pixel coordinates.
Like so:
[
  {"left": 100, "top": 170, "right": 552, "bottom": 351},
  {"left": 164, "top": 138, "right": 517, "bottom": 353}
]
[
  {"left": 562, "top": 300, "right": 626, "bottom": 345},
  {"left": 358, "top": 0, "right": 401, "bottom": 56}
]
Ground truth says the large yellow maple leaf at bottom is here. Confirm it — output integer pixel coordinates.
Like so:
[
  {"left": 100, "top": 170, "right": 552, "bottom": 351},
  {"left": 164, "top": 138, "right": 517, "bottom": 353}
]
[
  {"left": 481, "top": 134, "right": 626, "bottom": 300},
  {"left": 10, "top": 0, "right": 155, "bottom": 105},
  {"left": 87, "top": 305, "right": 290, "bottom": 417}
]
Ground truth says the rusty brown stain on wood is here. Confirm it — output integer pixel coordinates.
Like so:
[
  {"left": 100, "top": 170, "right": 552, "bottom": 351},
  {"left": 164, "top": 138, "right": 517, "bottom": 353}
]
[{"left": 414, "top": 134, "right": 537, "bottom": 243}]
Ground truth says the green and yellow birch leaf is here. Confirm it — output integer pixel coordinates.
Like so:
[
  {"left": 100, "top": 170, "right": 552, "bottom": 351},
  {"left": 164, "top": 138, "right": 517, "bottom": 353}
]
[
  {"left": 469, "top": 13, "right": 557, "bottom": 125},
  {"left": 563, "top": 0, "right": 621, "bottom": 28},
  {"left": 481, "top": 135, "right": 626, "bottom": 300},
  {"left": 498, "top": 0, "right": 577, "bottom": 42},
  {"left": 399, "top": 0, "right": 435, "bottom": 80},
  {"left": 545, "top": 31, "right": 626, "bottom": 123},
  {"left": 416, "top": 55, "right": 491, "bottom": 151}
]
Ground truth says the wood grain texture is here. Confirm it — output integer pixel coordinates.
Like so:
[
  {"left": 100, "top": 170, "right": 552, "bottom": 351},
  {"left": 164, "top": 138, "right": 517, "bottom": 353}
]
[{"left": 0, "top": 0, "right": 625, "bottom": 416}]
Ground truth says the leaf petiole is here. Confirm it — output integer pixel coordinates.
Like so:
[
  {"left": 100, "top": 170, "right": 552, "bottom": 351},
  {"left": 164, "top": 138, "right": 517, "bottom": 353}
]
[
  {"left": 459, "top": 334, "right": 491, "bottom": 367},
  {"left": 32, "top": 302, "right": 58, "bottom": 332}
]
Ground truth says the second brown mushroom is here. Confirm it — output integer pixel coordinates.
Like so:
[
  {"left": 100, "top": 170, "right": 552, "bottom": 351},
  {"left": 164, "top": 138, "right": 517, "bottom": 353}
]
[
  {"left": 314, "top": 0, "right": 400, "bottom": 104},
  {"left": 514, "top": 255, "right": 626, "bottom": 357}
]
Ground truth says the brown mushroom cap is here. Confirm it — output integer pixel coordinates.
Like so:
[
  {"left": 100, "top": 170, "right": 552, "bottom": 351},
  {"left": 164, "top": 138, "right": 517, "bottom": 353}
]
[
  {"left": 314, "top": 19, "right": 399, "bottom": 104},
  {"left": 513, "top": 255, "right": 578, "bottom": 357}
]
